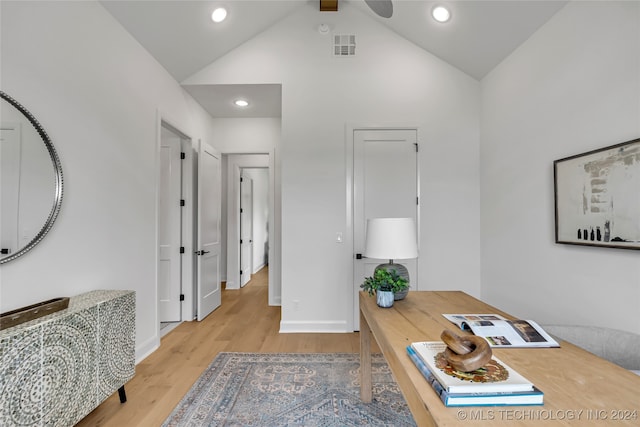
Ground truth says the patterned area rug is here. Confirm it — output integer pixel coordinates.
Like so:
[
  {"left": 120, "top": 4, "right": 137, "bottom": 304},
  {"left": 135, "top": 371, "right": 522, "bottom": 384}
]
[{"left": 162, "top": 352, "right": 416, "bottom": 427}]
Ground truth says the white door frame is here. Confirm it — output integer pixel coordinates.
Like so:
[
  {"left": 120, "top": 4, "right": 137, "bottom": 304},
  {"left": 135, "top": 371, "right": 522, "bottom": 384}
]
[
  {"left": 240, "top": 173, "right": 253, "bottom": 287},
  {"left": 345, "top": 124, "right": 421, "bottom": 332},
  {"left": 155, "top": 112, "right": 196, "bottom": 336},
  {"left": 224, "top": 152, "right": 279, "bottom": 305},
  {"left": 158, "top": 124, "right": 183, "bottom": 322}
]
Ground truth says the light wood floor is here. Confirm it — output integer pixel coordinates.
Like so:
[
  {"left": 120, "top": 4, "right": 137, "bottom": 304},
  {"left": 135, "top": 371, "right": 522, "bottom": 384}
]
[{"left": 77, "top": 267, "right": 363, "bottom": 426}]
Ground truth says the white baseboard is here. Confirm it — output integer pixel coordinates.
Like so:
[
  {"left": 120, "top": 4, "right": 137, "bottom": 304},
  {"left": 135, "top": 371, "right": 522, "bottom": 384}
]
[
  {"left": 269, "top": 295, "right": 281, "bottom": 306},
  {"left": 253, "top": 262, "right": 266, "bottom": 274},
  {"left": 135, "top": 335, "right": 160, "bottom": 364},
  {"left": 279, "top": 320, "right": 350, "bottom": 333},
  {"left": 225, "top": 280, "right": 240, "bottom": 290}
]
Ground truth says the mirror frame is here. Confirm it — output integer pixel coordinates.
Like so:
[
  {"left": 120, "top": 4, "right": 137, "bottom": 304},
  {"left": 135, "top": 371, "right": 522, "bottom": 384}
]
[{"left": 1, "top": 91, "right": 64, "bottom": 264}]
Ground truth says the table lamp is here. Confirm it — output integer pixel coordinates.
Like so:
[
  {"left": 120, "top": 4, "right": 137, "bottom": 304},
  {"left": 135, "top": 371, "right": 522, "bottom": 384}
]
[{"left": 363, "top": 217, "right": 418, "bottom": 288}]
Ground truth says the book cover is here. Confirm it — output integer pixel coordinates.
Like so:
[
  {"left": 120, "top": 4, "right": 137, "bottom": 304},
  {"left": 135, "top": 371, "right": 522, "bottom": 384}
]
[
  {"left": 410, "top": 341, "right": 535, "bottom": 394},
  {"left": 442, "top": 314, "right": 560, "bottom": 348},
  {"left": 406, "top": 346, "right": 544, "bottom": 406}
]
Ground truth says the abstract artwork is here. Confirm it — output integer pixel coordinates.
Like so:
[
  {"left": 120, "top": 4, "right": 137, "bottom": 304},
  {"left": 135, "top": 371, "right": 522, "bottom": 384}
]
[{"left": 554, "top": 137, "right": 640, "bottom": 250}]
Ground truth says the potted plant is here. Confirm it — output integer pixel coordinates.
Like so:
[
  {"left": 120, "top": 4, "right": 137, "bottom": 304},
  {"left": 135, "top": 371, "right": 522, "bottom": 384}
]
[{"left": 360, "top": 268, "right": 409, "bottom": 308}]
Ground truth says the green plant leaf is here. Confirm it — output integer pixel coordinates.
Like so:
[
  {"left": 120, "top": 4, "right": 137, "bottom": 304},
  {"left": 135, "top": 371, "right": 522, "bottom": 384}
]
[{"left": 360, "top": 267, "right": 409, "bottom": 295}]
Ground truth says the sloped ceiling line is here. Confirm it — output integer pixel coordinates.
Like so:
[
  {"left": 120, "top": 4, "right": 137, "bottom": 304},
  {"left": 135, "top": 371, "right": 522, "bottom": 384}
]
[{"left": 100, "top": 0, "right": 567, "bottom": 118}]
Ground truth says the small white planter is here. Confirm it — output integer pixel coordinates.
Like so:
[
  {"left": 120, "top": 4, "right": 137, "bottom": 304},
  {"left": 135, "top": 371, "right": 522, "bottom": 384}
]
[{"left": 376, "top": 290, "right": 394, "bottom": 308}]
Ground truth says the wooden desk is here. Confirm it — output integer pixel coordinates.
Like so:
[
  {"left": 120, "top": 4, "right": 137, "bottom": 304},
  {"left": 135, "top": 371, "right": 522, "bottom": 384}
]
[{"left": 359, "top": 291, "right": 640, "bottom": 426}]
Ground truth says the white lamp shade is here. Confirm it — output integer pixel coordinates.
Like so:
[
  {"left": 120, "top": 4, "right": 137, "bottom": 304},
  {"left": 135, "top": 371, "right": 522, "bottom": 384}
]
[{"left": 364, "top": 218, "right": 418, "bottom": 260}]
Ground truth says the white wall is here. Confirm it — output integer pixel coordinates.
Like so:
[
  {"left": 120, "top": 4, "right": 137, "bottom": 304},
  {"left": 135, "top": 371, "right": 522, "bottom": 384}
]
[
  {"left": 212, "top": 117, "right": 280, "bottom": 153},
  {"left": 0, "top": 1, "right": 219, "bottom": 361},
  {"left": 185, "top": 3, "right": 481, "bottom": 331},
  {"left": 481, "top": 1, "right": 640, "bottom": 333}
]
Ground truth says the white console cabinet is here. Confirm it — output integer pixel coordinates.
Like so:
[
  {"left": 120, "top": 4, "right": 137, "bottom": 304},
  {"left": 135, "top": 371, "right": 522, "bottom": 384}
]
[{"left": 0, "top": 290, "right": 135, "bottom": 426}]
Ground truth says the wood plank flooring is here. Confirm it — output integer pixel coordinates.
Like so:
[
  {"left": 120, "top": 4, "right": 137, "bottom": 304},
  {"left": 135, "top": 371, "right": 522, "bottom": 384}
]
[{"left": 77, "top": 267, "right": 364, "bottom": 427}]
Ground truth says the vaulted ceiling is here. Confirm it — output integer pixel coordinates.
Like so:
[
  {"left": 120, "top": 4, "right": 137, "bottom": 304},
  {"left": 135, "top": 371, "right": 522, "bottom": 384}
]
[{"left": 100, "top": 0, "right": 567, "bottom": 117}]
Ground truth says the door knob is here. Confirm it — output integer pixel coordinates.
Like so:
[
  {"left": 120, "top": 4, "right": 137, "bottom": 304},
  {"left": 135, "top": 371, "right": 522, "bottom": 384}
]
[{"left": 195, "top": 250, "right": 211, "bottom": 256}]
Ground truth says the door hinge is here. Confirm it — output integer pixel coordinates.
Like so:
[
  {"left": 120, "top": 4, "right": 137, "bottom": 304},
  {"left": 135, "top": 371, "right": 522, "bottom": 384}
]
[
  {"left": 416, "top": 197, "right": 419, "bottom": 205},
  {"left": 180, "top": 246, "right": 185, "bottom": 254},
  {"left": 415, "top": 143, "right": 418, "bottom": 152},
  {"left": 179, "top": 294, "right": 185, "bottom": 301},
  {"left": 240, "top": 269, "right": 243, "bottom": 275},
  {"left": 180, "top": 199, "right": 185, "bottom": 206},
  {"left": 240, "top": 208, "right": 243, "bottom": 213},
  {"left": 240, "top": 239, "right": 243, "bottom": 244},
  {"left": 181, "top": 152, "right": 186, "bottom": 159},
  {"left": 240, "top": 177, "right": 243, "bottom": 182}
]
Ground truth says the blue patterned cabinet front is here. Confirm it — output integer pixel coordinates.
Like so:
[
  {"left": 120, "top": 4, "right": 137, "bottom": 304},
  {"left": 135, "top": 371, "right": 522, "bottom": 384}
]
[{"left": 0, "top": 290, "right": 135, "bottom": 426}]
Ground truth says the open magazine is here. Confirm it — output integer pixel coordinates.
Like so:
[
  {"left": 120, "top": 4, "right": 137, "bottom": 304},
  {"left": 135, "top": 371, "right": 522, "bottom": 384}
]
[{"left": 442, "top": 314, "right": 560, "bottom": 348}]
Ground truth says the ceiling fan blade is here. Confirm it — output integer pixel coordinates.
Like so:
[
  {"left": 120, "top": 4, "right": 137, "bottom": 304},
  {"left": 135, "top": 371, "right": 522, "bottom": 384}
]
[{"left": 364, "top": 0, "right": 393, "bottom": 18}]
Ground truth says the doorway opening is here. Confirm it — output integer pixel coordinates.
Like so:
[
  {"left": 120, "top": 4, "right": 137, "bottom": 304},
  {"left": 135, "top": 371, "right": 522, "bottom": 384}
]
[
  {"left": 223, "top": 153, "right": 276, "bottom": 305},
  {"left": 158, "top": 121, "right": 190, "bottom": 333},
  {"left": 240, "top": 167, "right": 269, "bottom": 286},
  {"left": 157, "top": 123, "right": 223, "bottom": 334},
  {"left": 348, "top": 127, "right": 420, "bottom": 331}
]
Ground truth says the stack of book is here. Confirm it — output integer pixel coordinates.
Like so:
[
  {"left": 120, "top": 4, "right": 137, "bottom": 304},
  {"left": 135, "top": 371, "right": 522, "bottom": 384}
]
[{"left": 407, "top": 341, "right": 544, "bottom": 407}]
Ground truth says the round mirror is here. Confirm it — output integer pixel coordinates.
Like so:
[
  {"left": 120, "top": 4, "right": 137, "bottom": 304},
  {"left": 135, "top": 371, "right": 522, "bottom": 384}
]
[{"left": 1, "top": 91, "right": 63, "bottom": 263}]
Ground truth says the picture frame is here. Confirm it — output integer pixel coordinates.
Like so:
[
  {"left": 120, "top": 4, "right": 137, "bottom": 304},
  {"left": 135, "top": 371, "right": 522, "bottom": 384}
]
[{"left": 554, "top": 137, "right": 640, "bottom": 250}]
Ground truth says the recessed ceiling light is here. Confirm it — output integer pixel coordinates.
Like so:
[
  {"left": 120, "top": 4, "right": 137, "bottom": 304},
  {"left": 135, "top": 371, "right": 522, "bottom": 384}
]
[
  {"left": 431, "top": 5, "right": 451, "bottom": 23},
  {"left": 211, "top": 7, "right": 227, "bottom": 23},
  {"left": 234, "top": 99, "right": 249, "bottom": 107}
]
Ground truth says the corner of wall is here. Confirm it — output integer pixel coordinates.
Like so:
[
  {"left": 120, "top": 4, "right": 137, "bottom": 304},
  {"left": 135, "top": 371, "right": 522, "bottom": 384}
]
[{"left": 135, "top": 334, "right": 160, "bottom": 365}]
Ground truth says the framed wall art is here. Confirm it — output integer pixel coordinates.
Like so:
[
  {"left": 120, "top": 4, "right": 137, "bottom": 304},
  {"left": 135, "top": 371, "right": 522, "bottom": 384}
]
[{"left": 554, "top": 137, "right": 640, "bottom": 250}]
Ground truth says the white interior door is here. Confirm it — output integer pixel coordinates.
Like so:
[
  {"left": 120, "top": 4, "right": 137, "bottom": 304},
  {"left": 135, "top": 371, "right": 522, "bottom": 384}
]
[
  {"left": 158, "top": 126, "right": 182, "bottom": 322},
  {"left": 1, "top": 123, "right": 21, "bottom": 256},
  {"left": 353, "top": 129, "right": 418, "bottom": 329},
  {"left": 197, "top": 140, "right": 222, "bottom": 321},
  {"left": 240, "top": 175, "right": 253, "bottom": 287}
]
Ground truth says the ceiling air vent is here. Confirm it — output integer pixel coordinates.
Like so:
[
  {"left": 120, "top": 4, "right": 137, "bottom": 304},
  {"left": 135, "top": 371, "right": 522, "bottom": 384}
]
[{"left": 333, "top": 34, "right": 356, "bottom": 56}]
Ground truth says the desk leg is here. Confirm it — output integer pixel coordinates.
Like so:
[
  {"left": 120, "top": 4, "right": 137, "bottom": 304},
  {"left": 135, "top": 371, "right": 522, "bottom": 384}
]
[{"left": 360, "top": 309, "right": 372, "bottom": 403}]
